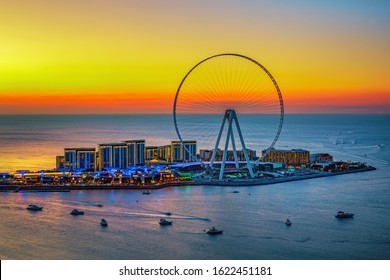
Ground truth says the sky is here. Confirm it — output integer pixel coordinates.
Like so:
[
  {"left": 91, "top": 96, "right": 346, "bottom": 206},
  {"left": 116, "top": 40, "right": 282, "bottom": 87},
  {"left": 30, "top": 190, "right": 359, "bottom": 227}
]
[{"left": 0, "top": 0, "right": 389, "bottom": 114}]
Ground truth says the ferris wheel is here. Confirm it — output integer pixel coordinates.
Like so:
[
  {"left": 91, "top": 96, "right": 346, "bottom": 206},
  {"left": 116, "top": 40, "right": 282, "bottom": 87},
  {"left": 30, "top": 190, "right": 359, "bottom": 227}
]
[{"left": 173, "top": 53, "right": 284, "bottom": 180}]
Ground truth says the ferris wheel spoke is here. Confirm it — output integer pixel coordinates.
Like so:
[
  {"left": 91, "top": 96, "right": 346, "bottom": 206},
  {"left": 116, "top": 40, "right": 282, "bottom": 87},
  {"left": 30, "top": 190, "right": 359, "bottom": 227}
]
[{"left": 173, "top": 53, "right": 284, "bottom": 171}]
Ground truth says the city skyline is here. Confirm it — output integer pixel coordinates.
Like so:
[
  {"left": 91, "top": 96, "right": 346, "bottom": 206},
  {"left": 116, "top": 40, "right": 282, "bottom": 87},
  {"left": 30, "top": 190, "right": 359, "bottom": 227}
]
[{"left": 1, "top": 0, "right": 389, "bottom": 114}]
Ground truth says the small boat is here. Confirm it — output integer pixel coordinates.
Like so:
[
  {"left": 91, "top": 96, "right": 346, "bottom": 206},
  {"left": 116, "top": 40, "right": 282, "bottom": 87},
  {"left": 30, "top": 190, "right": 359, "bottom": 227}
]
[
  {"left": 70, "top": 209, "right": 84, "bottom": 215},
  {"left": 163, "top": 212, "right": 172, "bottom": 216},
  {"left": 100, "top": 219, "right": 108, "bottom": 227},
  {"left": 159, "top": 218, "right": 173, "bottom": 225},
  {"left": 142, "top": 190, "right": 151, "bottom": 195},
  {"left": 206, "top": 227, "right": 223, "bottom": 234},
  {"left": 285, "top": 219, "right": 292, "bottom": 226},
  {"left": 26, "top": 204, "right": 43, "bottom": 211},
  {"left": 335, "top": 211, "right": 354, "bottom": 218}
]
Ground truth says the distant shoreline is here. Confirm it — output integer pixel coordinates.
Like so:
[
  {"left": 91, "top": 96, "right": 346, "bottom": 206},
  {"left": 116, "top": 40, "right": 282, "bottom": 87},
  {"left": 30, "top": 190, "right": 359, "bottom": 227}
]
[{"left": 0, "top": 166, "right": 376, "bottom": 192}]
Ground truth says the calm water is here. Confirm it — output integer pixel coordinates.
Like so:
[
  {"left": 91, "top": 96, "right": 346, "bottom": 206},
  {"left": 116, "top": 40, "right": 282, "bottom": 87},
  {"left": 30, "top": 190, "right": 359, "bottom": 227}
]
[{"left": 0, "top": 114, "right": 390, "bottom": 259}]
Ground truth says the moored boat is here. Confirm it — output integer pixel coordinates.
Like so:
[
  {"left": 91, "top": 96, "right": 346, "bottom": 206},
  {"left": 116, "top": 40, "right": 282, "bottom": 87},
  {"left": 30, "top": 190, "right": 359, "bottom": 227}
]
[
  {"left": 335, "top": 211, "right": 354, "bottom": 218},
  {"left": 142, "top": 190, "right": 151, "bottom": 195},
  {"left": 26, "top": 204, "right": 43, "bottom": 211},
  {"left": 70, "top": 209, "right": 84, "bottom": 215}
]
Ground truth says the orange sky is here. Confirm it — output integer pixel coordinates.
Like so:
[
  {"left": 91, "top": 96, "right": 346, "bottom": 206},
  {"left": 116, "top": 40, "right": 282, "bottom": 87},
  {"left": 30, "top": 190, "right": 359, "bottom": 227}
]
[{"left": 1, "top": 0, "right": 389, "bottom": 114}]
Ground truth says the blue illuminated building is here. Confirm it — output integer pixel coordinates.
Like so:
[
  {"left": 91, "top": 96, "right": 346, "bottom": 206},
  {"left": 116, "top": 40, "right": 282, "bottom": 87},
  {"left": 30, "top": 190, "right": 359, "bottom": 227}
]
[
  {"left": 125, "top": 140, "right": 145, "bottom": 166},
  {"left": 64, "top": 148, "right": 96, "bottom": 170}
]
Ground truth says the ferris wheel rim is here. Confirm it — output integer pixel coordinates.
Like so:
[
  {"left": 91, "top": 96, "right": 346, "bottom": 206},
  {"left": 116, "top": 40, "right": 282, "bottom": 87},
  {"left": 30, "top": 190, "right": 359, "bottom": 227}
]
[{"left": 173, "top": 53, "right": 284, "bottom": 163}]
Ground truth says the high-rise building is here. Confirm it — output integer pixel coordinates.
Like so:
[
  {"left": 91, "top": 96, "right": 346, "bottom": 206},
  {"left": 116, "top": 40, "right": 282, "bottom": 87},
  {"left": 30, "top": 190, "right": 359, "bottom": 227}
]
[
  {"left": 56, "top": 156, "right": 65, "bottom": 169},
  {"left": 64, "top": 148, "right": 96, "bottom": 170},
  {"left": 261, "top": 148, "right": 310, "bottom": 165},
  {"left": 125, "top": 140, "right": 145, "bottom": 166},
  {"left": 113, "top": 144, "right": 127, "bottom": 169},
  {"left": 98, "top": 143, "right": 127, "bottom": 170},
  {"left": 170, "top": 140, "right": 197, "bottom": 162}
]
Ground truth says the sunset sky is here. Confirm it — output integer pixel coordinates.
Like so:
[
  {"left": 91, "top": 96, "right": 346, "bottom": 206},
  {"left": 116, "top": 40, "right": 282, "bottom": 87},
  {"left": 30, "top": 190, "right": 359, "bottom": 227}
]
[{"left": 0, "top": 0, "right": 389, "bottom": 114}]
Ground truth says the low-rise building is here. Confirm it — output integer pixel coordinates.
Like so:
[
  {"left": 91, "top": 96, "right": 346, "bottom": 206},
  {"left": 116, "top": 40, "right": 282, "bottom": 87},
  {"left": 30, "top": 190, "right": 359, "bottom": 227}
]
[
  {"left": 205, "top": 149, "right": 257, "bottom": 161},
  {"left": 310, "top": 153, "right": 333, "bottom": 162},
  {"left": 261, "top": 148, "right": 310, "bottom": 166}
]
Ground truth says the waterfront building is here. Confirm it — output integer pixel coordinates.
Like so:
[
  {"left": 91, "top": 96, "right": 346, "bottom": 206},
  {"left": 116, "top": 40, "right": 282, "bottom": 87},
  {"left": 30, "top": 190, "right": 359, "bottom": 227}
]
[
  {"left": 157, "top": 145, "right": 171, "bottom": 162},
  {"left": 170, "top": 140, "right": 197, "bottom": 162},
  {"left": 56, "top": 156, "right": 65, "bottom": 169},
  {"left": 310, "top": 153, "right": 334, "bottom": 162},
  {"left": 125, "top": 140, "right": 145, "bottom": 166},
  {"left": 98, "top": 143, "right": 128, "bottom": 170},
  {"left": 113, "top": 143, "right": 127, "bottom": 169},
  {"left": 145, "top": 146, "right": 158, "bottom": 160},
  {"left": 64, "top": 148, "right": 96, "bottom": 170},
  {"left": 203, "top": 149, "right": 256, "bottom": 161},
  {"left": 199, "top": 149, "right": 212, "bottom": 161},
  {"left": 261, "top": 148, "right": 310, "bottom": 166},
  {"left": 98, "top": 144, "right": 113, "bottom": 169}
]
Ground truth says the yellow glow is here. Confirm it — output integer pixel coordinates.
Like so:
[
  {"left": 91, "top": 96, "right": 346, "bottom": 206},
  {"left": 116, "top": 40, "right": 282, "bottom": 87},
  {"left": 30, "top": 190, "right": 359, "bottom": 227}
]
[{"left": 0, "top": 0, "right": 389, "bottom": 113}]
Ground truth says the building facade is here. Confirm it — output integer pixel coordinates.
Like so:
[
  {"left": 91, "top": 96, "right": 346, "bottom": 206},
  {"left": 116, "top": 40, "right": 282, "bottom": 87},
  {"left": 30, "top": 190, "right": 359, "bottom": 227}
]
[
  {"left": 125, "top": 140, "right": 145, "bottom": 166},
  {"left": 170, "top": 140, "right": 197, "bottom": 162},
  {"left": 56, "top": 156, "right": 65, "bottom": 169},
  {"left": 145, "top": 146, "right": 158, "bottom": 161},
  {"left": 310, "top": 153, "right": 333, "bottom": 162},
  {"left": 261, "top": 148, "right": 310, "bottom": 166},
  {"left": 157, "top": 145, "right": 171, "bottom": 162},
  {"left": 64, "top": 148, "right": 96, "bottom": 170},
  {"left": 98, "top": 143, "right": 128, "bottom": 170},
  {"left": 200, "top": 149, "right": 256, "bottom": 161}
]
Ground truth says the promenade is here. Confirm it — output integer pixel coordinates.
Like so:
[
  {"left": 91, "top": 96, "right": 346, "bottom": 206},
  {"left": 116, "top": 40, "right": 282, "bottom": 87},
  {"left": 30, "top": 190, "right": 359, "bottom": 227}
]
[{"left": 0, "top": 166, "right": 376, "bottom": 191}]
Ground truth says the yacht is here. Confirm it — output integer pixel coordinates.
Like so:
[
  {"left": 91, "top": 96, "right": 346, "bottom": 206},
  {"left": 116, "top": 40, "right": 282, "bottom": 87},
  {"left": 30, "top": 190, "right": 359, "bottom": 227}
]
[
  {"left": 26, "top": 204, "right": 43, "bottom": 211},
  {"left": 70, "top": 209, "right": 84, "bottom": 215},
  {"left": 159, "top": 218, "right": 173, "bottom": 225},
  {"left": 335, "top": 211, "right": 354, "bottom": 218},
  {"left": 206, "top": 227, "right": 223, "bottom": 234}
]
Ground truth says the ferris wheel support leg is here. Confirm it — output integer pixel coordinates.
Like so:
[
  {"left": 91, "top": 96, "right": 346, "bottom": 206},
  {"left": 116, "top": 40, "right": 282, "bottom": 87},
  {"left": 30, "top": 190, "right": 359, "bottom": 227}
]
[
  {"left": 230, "top": 127, "right": 240, "bottom": 169},
  {"left": 219, "top": 113, "right": 233, "bottom": 181},
  {"left": 232, "top": 111, "right": 255, "bottom": 178},
  {"left": 210, "top": 111, "right": 228, "bottom": 168}
]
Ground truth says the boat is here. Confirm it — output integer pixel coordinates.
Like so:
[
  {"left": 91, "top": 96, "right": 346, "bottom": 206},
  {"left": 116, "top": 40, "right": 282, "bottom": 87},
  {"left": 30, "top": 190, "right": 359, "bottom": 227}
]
[
  {"left": 70, "top": 209, "right": 84, "bottom": 215},
  {"left": 206, "top": 227, "right": 223, "bottom": 234},
  {"left": 163, "top": 212, "right": 172, "bottom": 216},
  {"left": 142, "top": 190, "right": 151, "bottom": 195},
  {"left": 159, "top": 218, "right": 173, "bottom": 225},
  {"left": 335, "top": 211, "right": 354, "bottom": 218},
  {"left": 285, "top": 219, "right": 292, "bottom": 226},
  {"left": 26, "top": 204, "right": 43, "bottom": 211},
  {"left": 100, "top": 219, "right": 108, "bottom": 227}
]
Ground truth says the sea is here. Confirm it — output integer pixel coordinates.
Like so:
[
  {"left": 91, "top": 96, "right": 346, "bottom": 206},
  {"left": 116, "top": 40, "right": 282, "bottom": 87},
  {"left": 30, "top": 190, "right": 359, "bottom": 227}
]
[{"left": 0, "top": 114, "right": 389, "bottom": 260}]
